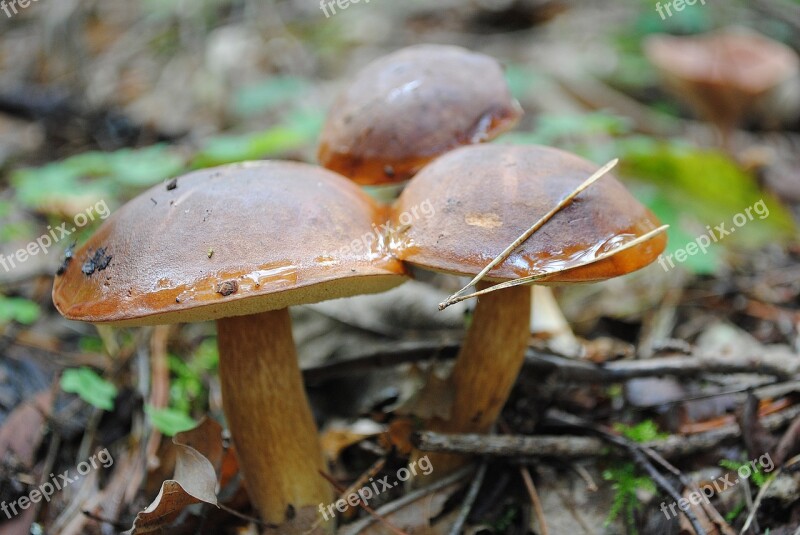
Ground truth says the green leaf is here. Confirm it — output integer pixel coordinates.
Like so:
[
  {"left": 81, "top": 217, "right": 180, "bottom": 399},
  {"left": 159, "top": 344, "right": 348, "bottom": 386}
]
[
  {"left": 233, "top": 76, "right": 310, "bottom": 116},
  {"left": 0, "top": 221, "right": 35, "bottom": 242},
  {"left": 0, "top": 296, "right": 40, "bottom": 325},
  {"left": 192, "top": 126, "right": 307, "bottom": 168},
  {"left": 603, "top": 462, "right": 655, "bottom": 529},
  {"left": 106, "top": 145, "right": 185, "bottom": 187},
  {"left": 0, "top": 200, "right": 12, "bottom": 218},
  {"left": 501, "top": 111, "right": 632, "bottom": 146},
  {"left": 503, "top": 64, "right": 545, "bottom": 101},
  {"left": 62, "top": 151, "right": 114, "bottom": 176},
  {"left": 11, "top": 163, "right": 111, "bottom": 211},
  {"left": 620, "top": 141, "right": 796, "bottom": 251},
  {"left": 79, "top": 336, "right": 106, "bottom": 353},
  {"left": 613, "top": 420, "right": 668, "bottom": 443},
  {"left": 145, "top": 405, "right": 197, "bottom": 436},
  {"left": 724, "top": 501, "right": 746, "bottom": 523},
  {"left": 61, "top": 367, "right": 118, "bottom": 411},
  {"left": 719, "top": 458, "right": 772, "bottom": 488},
  {"left": 635, "top": 186, "right": 722, "bottom": 275}
]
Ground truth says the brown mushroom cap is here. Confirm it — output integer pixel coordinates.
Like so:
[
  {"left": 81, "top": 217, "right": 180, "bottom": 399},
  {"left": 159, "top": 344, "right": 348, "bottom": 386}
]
[
  {"left": 644, "top": 28, "right": 799, "bottom": 127},
  {"left": 392, "top": 144, "right": 666, "bottom": 283},
  {"left": 53, "top": 161, "right": 406, "bottom": 326},
  {"left": 318, "top": 44, "right": 522, "bottom": 186}
]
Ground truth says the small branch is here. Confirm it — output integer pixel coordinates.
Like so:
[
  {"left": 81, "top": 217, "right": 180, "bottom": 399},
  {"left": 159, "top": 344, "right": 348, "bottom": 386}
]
[
  {"left": 440, "top": 159, "right": 619, "bottom": 310},
  {"left": 447, "top": 462, "right": 487, "bottom": 535},
  {"left": 441, "top": 225, "right": 668, "bottom": 307},
  {"left": 414, "top": 403, "right": 800, "bottom": 460},
  {"left": 520, "top": 466, "right": 549, "bottom": 535},
  {"left": 548, "top": 414, "right": 707, "bottom": 535},
  {"left": 414, "top": 432, "right": 605, "bottom": 458},
  {"left": 641, "top": 447, "right": 736, "bottom": 535},
  {"left": 303, "top": 341, "right": 800, "bottom": 385}
]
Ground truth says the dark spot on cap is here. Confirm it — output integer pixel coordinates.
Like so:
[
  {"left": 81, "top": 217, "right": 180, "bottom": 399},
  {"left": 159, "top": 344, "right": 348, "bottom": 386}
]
[
  {"left": 56, "top": 242, "right": 77, "bottom": 276},
  {"left": 166, "top": 178, "right": 178, "bottom": 191},
  {"left": 82, "top": 247, "right": 112, "bottom": 276},
  {"left": 216, "top": 280, "right": 238, "bottom": 297}
]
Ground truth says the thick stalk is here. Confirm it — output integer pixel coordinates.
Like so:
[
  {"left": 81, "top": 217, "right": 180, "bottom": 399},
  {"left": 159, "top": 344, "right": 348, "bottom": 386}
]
[
  {"left": 217, "top": 309, "right": 332, "bottom": 533},
  {"left": 415, "top": 283, "right": 532, "bottom": 479}
]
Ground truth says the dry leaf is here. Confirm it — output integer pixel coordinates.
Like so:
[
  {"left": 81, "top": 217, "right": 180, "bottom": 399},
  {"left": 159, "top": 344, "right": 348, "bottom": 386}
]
[
  {"left": 127, "top": 419, "right": 223, "bottom": 533},
  {"left": 0, "top": 389, "right": 53, "bottom": 466},
  {"left": 321, "top": 419, "right": 384, "bottom": 462},
  {"left": 398, "top": 366, "right": 454, "bottom": 422}
]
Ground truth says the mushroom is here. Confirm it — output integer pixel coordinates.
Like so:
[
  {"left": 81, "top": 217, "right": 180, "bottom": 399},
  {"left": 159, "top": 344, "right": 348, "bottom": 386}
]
[
  {"left": 318, "top": 44, "right": 523, "bottom": 186},
  {"left": 391, "top": 144, "right": 667, "bottom": 475},
  {"left": 644, "top": 27, "right": 800, "bottom": 147},
  {"left": 52, "top": 161, "right": 407, "bottom": 533}
]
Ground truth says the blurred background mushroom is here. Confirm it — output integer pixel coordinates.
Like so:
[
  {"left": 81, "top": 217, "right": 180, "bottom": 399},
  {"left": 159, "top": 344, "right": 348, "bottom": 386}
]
[{"left": 644, "top": 26, "right": 800, "bottom": 150}]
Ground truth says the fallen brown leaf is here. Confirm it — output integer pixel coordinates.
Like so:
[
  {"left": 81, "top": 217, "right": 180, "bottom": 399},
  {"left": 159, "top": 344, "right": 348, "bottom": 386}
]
[{"left": 126, "top": 419, "right": 223, "bottom": 533}]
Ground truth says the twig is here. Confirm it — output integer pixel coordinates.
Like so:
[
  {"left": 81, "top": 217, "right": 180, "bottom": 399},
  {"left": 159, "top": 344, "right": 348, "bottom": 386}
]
[
  {"left": 448, "top": 462, "right": 487, "bottom": 535},
  {"left": 520, "top": 466, "right": 549, "bottom": 535},
  {"left": 34, "top": 432, "right": 61, "bottom": 521},
  {"left": 553, "top": 485, "right": 594, "bottom": 534},
  {"left": 216, "top": 503, "right": 269, "bottom": 527},
  {"left": 81, "top": 510, "right": 129, "bottom": 530},
  {"left": 737, "top": 454, "right": 800, "bottom": 535},
  {"left": 441, "top": 225, "right": 669, "bottom": 307},
  {"left": 584, "top": 427, "right": 707, "bottom": 535},
  {"left": 416, "top": 402, "right": 800, "bottom": 460},
  {"left": 571, "top": 463, "right": 598, "bottom": 492},
  {"left": 641, "top": 447, "right": 735, "bottom": 535},
  {"left": 339, "top": 457, "right": 387, "bottom": 517},
  {"left": 739, "top": 477, "right": 757, "bottom": 535},
  {"left": 439, "top": 158, "right": 619, "bottom": 310},
  {"left": 341, "top": 466, "right": 474, "bottom": 535},
  {"left": 303, "top": 342, "right": 800, "bottom": 386},
  {"left": 414, "top": 432, "right": 605, "bottom": 458},
  {"left": 535, "top": 413, "right": 711, "bottom": 533}
]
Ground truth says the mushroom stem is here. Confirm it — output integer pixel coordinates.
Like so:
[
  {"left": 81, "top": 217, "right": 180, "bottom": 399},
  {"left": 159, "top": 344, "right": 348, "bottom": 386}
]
[
  {"left": 415, "top": 283, "right": 532, "bottom": 479},
  {"left": 217, "top": 309, "right": 332, "bottom": 533}
]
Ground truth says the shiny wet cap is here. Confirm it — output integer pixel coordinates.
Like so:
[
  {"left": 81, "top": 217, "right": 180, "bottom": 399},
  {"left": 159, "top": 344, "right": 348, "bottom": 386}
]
[
  {"left": 392, "top": 144, "right": 666, "bottom": 283},
  {"left": 53, "top": 161, "right": 406, "bottom": 326},
  {"left": 318, "top": 44, "right": 522, "bottom": 185}
]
